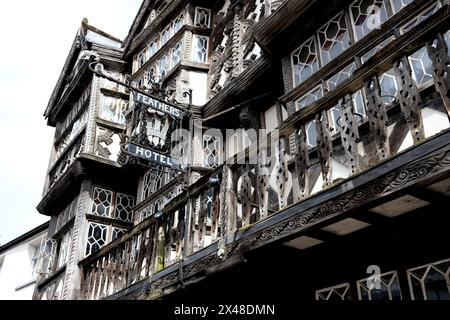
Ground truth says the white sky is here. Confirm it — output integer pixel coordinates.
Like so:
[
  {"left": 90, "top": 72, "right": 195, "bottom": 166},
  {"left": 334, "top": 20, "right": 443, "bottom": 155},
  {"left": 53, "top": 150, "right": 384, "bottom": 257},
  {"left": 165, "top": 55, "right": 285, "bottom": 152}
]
[{"left": 0, "top": 0, "right": 142, "bottom": 245}]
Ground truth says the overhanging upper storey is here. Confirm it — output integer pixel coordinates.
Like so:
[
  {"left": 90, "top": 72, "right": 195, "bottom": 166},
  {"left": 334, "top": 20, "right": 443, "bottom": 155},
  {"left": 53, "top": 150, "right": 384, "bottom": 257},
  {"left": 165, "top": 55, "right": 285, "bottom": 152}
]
[{"left": 44, "top": 19, "right": 125, "bottom": 127}]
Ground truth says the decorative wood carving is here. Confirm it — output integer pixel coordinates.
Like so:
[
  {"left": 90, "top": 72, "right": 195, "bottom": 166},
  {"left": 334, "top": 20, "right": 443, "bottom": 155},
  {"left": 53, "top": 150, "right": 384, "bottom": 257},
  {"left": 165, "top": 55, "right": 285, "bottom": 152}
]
[
  {"left": 315, "top": 110, "right": 333, "bottom": 187},
  {"left": 293, "top": 125, "right": 310, "bottom": 201},
  {"left": 364, "top": 77, "right": 390, "bottom": 161},
  {"left": 256, "top": 148, "right": 270, "bottom": 219},
  {"left": 231, "top": 5, "right": 243, "bottom": 79},
  {"left": 427, "top": 33, "right": 450, "bottom": 119},
  {"left": 339, "top": 94, "right": 362, "bottom": 175},
  {"left": 238, "top": 166, "right": 253, "bottom": 227},
  {"left": 275, "top": 139, "right": 289, "bottom": 209},
  {"left": 394, "top": 58, "right": 425, "bottom": 143}
]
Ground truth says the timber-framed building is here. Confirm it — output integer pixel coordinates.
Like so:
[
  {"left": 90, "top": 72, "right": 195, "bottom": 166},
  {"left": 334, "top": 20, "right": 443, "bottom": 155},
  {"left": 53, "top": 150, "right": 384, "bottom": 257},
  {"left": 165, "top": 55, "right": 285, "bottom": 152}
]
[{"left": 34, "top": 0, "right": 450, "bottom": 301}]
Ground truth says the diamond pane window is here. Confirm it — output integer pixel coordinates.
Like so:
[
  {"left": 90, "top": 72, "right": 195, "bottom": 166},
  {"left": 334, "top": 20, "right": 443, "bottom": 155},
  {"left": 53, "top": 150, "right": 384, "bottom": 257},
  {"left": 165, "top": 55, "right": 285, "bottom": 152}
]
[
  {"left": 85, "top": 223, "right": 108, "bottom": 255},
  {"left": 148, "top": 40, "right": 158, "bottom": 57},
  {"left": 296, "top": 85, "right": 323, "bottom": 111},
  {"left": 389, "top": 0, "right": 413, "bottom": 14},
  {"left": 306, "top": 120, "right": 318, "bottom": 148},
  {"left": 318, "top": 12, "right": 351, "bottom": 66},
  {"left": 173, "top": 15, "right": 184, "bottom": 33},
  {"left": 408, "top": 258, "right": 450, "bottom": 300},
  {"left": 352, "top": 89, "right": 366, "bottom": 117},
  {"left": 142, "top": 168, "right": 168, "bottom": 199},
  {"left": 194, "top": 7, "right": 211, "bottom": 28},
  {"left": 112, "top": 228, "right": 127, "bottom": 241},
  {"left": 172, "top": 42, "right": 182, "bottom": 67},
  {"left": 203, "top": 135, "right": 221, "bottom": 168},
  {"left": 192, "top": 35, "right": 208, "bottom": 63},
  {"left": 291, "top": 37, "right": 320, "bottom": 86},
  {"left": 326, "top": 62, "right": 356, "bottom": 91},
  {"left": 350, "top": 0, "right": 389, "bottom": 41},
  {"left": 329, "top": 106, "right": 341, "bottom": 134},
  {"left": 159, "top": 55, "right": 169, "bottom": 78},
  {"left": 161, "top": 27, "right": 171, "bottom": 46},
  {"left": 138, "top": 49, "right": 147, "bottom": 68},
  {"left": 361, "top": 36, "right": 395, "bottom": 63},
  {"left": 57, "top": 229, "right": 72, "bottom": 268},
  {"left": 91, "top": 187, "right": 112, "bottom": 217},
  {"left": 99, "top": 96, "right": 129, "bottom": 124},
  {"left": 445, "top": 30, "right": 450, "bottom": 49},
  {"left": 400, "top": 3, "right": 441, "bottom": 34},
  {"left": 379, "top": 68, "right": 398, "bottom": 104},
  {"left": 408, "top": 47, "right": 433, "bottom": 87},
  {"left": 357, "top": 271, "right": 402, "bottom": 300},
  {"left": 115, "top": 193, "right": 135, "bottom": 222},
  {"left": 37, "top": 237, "right": 57, "bottom": 276},
  {"left": 316, "top": 283, "right": 351, "bottom": 300}
]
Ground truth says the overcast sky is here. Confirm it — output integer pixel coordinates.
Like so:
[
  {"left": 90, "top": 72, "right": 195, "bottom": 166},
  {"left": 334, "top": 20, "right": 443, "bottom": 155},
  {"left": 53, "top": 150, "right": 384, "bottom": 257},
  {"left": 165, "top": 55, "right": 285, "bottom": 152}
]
[{"left": 0, "top": 0, "right": 142, "bottom": 245}]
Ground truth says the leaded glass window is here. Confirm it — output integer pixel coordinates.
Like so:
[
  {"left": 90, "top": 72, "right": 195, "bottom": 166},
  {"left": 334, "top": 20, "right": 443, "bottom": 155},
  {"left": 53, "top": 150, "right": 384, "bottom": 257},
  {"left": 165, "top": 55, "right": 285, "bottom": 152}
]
[
  {"left": 192, "top": 35, "right": 209, "bottom": 63},
  {"left": 357, "top": 271, "right": 402, "bottom": 300},
  {"left": 317, "top": 12, "right": 351, "bottom": 66},
  {"left": 408, "top": 258, "right": 450, "bottom": 300},
  {"left": 161, "top": 26, "right": 171, "bottom": 46},
  {"left": 173, "top": 15, "right": 184, "bottom": 33},
  {"left": 389, "top": 0, "right": 413, "bottom": 14},
  {"left": 194, "top": 7, "right": 211, "bottom": 28},
  {"left": 91, "top": 187, "right": 113, "bottom": 217},
  {"left": 57, "top": 229, "right": 72, "bottom": 268},
  {"left": 326, "top": 62, "right": 356, "bottom": 91},
  {"left": 37, "top": 238, "right": 57, "bottom": 276},
  {"left": 115, "top": 193, "right": 134, "bottom": 222},
  {"left": 400, "top": 2, "right": 441, "bottom": 34},
  {"left": 159, "top": 55, "right": 169, "bottom": 78},
  {"left": 379, "top": 68, "right": 398, "bottom": 104},
  {"left": 328, "top": 106, "right": 341, "bottom": 134},
  {"left": 350, "top": 0, "right": 389, "bottom": 41},
  {"left": 361, "top": 36, "right": 395, "bottom": 63},
  {"left": 142, "top": 168, "right": 168, "bottom": 199},
  {"left": 306, "top": 120, "right": 318, "bottom": 148},
  {"left": 138, "top": 49, "right": 147, "bottom": 68},
  {"left": 296, "top": 85, "right": 323, "bottom": 111},
  {"left": 112, "top": 228, "right": 127, "bottom": 241},
  {"left": 172, "top": 42, "right": 182, "bottom": 67},
  {"left": 99, "top": 96, "right": 129, "bottom": 124},
  {"left": 85, "top": 223, "right": 108, "bottom": 255},
  {"left": 203, "top": 135, "right": 221, "bottom": 168},
  {"left": 352, "top": 89, "right": 366, "bottom": 118},
  {"left": 148, "top": 40, "right": 158, "bottom": 57},
  {"left": 316, "top": 283, "right": 351, "bottom": 300},
  {"left": 291, "top": 37, "right": 320, "bottom": 86},
  {"left": 408, "top": 47, "right": 433, "bottom": 87}
]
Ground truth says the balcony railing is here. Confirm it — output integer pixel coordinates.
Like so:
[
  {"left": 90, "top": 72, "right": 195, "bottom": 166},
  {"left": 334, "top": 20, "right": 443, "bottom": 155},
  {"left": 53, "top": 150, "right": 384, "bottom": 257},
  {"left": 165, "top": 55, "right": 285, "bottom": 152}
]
[{"left": 77, "top": 10, "right": 450, "bottom": 300}]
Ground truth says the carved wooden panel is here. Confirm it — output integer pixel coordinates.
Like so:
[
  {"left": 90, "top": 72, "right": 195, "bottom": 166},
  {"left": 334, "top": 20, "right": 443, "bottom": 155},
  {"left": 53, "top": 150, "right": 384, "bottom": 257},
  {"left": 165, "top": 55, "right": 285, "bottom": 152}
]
[
  {"left": 427, "top": 33, "right": 450, "bottom": 119},
  {"left": 239, "top": 166, "right": 253, "bottom": 227},
  {"left": 275, "top": 139, "right": 290, "bottom": 209},
  {"left": 364, "top": 76, "right": 390, "bottom": 161},
  {"left": 394, "top": 58, "right": 425, "bottom": 143},
  {"left": 315, "top": 110, "right": 333, "bottom": 187},
  {"left": 293, "top": 124, "right": 310, "bottom": 201},
  {"left": 256, "top": 148, "right": 270, "bottom": 219},
  {"left": 339, "top": 94, "right": 362, "bottom": 175}
]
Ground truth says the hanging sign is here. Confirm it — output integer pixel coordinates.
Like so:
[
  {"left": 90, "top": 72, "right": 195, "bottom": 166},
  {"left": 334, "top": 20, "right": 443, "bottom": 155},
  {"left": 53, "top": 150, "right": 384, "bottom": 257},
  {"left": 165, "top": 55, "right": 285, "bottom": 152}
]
[
  {"left": 135, "top": 92, "right": 184, "bottom": 119},
  {"left": 127, "top": 143, "right": 183, "bottom": 171}
]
